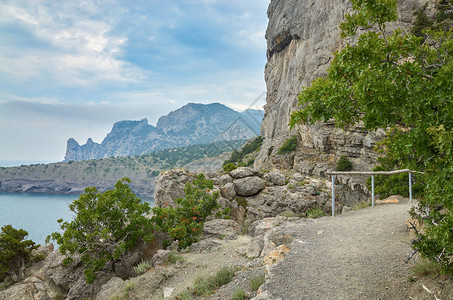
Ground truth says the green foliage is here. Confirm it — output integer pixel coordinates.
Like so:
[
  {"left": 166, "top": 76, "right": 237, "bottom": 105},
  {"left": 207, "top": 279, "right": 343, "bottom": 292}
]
[
  {"left": 193, "top": 266, "right": 236, "bottom": 296},
  {"left": 0, "top": 225, "right": 38, "bottom": 283},
  {"left": 411, "top": 258, "right": 443, "bottom": 278},
  {"left": 167, "top": 251, "right": 185, "bottom": 264},
  {"left": 249, "top": 273, "right": 265, "bottom": 291},
  {"left": 152, "top": 174, "right": 220, "bottom": 249},
  {"left": 232, "top": 288, "right": 249, "bottom": 300},
  {"left": 267, "top": 146, "right": 274, "bottom": 156},
  {"left": 306, "top": 208, "right": 326, "bottom": 219},
  {"left": 290, "top": 0, "right": 453, "bottom": 274},
  {"left": 223, "top": 163, "right": 237, "bottom": 173},
  {"left": 133, "top": 260, "right": 151, "bottom": 275},
  {"left": 223, "top": 136, "right": 263, "bottom": 166},
  {"left": 47, "top": 178, "right": 154, "bottom": 283},
  {"left": 335, "top": 156, "right": 352, "bottom": 171},
  {"left": 277, "top": 136, "right": 297, "bottom": 155}
]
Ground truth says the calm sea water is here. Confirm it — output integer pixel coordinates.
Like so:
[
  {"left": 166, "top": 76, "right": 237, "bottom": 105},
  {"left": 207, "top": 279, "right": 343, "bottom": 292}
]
[{"left": 0, "top": 193, "right": 154, "bottom": 246}]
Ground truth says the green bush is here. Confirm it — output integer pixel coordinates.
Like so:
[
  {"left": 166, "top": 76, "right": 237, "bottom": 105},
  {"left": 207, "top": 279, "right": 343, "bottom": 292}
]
[
  {"left": 0, "top": 225, "right": 38, "bottom": 283},
  {"left": 193, "top": 266, "right": 235, "bottom": 296},
  {"left": 306, "top": 208, "right": 326, "bottom": 219},
  {"left": 277, "top": 136, "right": 297, "bottom": 155},
  {"left": 249, "top": 273, "right": 265, "bottom": 291},
  {"left": 232, "top": 288, "right": 249, "bottom": 300},
  {"left": 47, "top": 178, "right": 154, "bottom": 283},
  {"left": 223, "top": 163, "right": 237, "bottom": 173},
  {"left": 152, "top": 174, "right": 220, "bottom": 249},
  {"left": 335, "top": 156, "right": 352, "bottom": 171},
  {"left": 223, "top": 136, "right": 263, "bottom": 166},
  {"left": 133, "top": 260, "right": 151, "bottom": 275}
]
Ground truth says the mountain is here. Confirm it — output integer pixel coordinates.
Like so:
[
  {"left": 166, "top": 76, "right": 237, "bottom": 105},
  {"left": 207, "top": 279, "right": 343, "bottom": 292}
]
[{"left": 64, "top": 103, "right": 264, "bottom": 161}]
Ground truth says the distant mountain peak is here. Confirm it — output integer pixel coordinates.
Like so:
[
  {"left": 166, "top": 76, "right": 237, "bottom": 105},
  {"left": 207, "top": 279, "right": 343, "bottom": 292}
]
[{"left": 64, "top": 103, "right": 264, "bottom": 161}]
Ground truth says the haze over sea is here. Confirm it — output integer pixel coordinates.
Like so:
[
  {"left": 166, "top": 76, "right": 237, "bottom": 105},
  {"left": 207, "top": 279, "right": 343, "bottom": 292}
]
[{"left": 0, "top": 193, "right": 154, "bottom": 245}]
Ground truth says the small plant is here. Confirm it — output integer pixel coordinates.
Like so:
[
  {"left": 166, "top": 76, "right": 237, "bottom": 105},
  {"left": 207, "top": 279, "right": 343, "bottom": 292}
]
[
  {"left": 133, "top": 260, "right": 152, "bottom": 275},
  {"left": 335, "top": 156, "right": 352, "bottom": 171},
  {"left": 249, "top": 273, "right": 265, "bottom": 291},
  {"left": 306, "top": 208, "right": 326, "bottom": 219},
  {"left": 287, "top": 183, "right": 296, "bottom": 190},
  {"left": 411, "top": 259, "right": 443, "bottom": 278},
  {"left": 175, "top": 290, "right": 193, "bottom": 300},
  {"left": 223, "top": 163, "right": 237, "bottom": 173},
  {"left": 232, "top": 287, "right": 249, "bottom": 300},
  {"left": 352, "top": 200, "right": 371, "bottom": 210},
  {"left": 193, "top": 266, "right": 236, "bottom": 296},
  {"left": 235, "top": 197, "right": 248, "bottom": 208},
  {"left": 167, "top": 251, "right": 185, "bottom": 264},
  {"left": 277, "top": 136, "right": 298, "bottom": 155}
]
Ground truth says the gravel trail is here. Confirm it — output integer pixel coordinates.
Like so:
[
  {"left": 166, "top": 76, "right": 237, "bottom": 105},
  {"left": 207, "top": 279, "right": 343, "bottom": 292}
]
[{"left": 259, "top": 202, "right": 416, "bottom": 300}]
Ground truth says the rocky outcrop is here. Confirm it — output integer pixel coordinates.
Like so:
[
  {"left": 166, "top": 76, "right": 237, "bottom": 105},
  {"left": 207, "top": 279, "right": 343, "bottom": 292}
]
[
  {"left": 153, "top": 168, "right": 337, "bottom": 226},
  {"left": 65, "top": 103, "right": 264, "bottom": 161},
  {"left": 256, "top": 0, "right": 430, "bottom": 191}
]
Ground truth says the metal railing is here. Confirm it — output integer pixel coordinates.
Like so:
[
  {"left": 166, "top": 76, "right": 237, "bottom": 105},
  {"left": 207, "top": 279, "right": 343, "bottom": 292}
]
[{"left": 326, "top": 169, "right": 421, "bottom": 216}]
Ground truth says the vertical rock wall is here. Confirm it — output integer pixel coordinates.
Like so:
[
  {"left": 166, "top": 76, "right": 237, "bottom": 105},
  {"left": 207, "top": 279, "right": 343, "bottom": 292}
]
[{"left": 256, "top": 0, "right": 430, "bottom": 186}]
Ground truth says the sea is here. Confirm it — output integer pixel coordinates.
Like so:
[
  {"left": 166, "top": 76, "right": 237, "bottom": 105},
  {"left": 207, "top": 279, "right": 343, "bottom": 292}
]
[{"left": 0, "top": 193, "right": 154, "bottom": 246}]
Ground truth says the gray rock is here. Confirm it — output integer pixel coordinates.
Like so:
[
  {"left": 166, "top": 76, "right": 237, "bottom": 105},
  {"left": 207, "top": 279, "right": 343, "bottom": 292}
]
[
  {"left": 220, "top": 182, "right": 236, "bottom": 200},
  {"left": 203, "top": 219, "right": 241, "bottom": 240},
  {"left": 218, "top": 197, "right": 231, "bottom": 209},
  {"left": 234, "top": 177, "right": 266, "bottom": 196},
  {"left": 96, "top": 277, "right": 124, "bottom": 300},
  {"left": 189, "top": 238, "right": 222, "bottom": 253},
  {"left": 254, "top": 0, "right": 424, "bottom": 195},
  {"left": 269, "top": 170, "right": 286, "bottom": 186},
  {"left": 152, "top": 249, "right": 171, "bottom": 268},
  {"left": 247, "top": 236, "right": 264, "bottom": 258},
  {"left": 230, "top": 167, "right": 258, "bottom": 179},
  {"left": 293, "top": 172, "right": 305, "bottom": 181},
  {"left": 219, "top": 174, "right": 233, "bottom": 185}
]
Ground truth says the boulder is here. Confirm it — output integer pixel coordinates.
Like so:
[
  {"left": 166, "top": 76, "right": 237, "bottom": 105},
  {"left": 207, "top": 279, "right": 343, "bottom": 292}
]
[
  {"left": 96, "top": 277, "right": 125, "bottom": 300},
  {"left": 151, "top": 249, "right": 171, "bottom": 268},
  {"left": 203, "top": 219, "right": 241, "bottom": 240},
  {"left": 269, "top": 170, "right": 287, "bottom": 186},
  {"left": 219, "top": 174, "right": 233, "bottom": 185},
  {"left": 220, "top": 183, "right": 236, "bottom": 200},
  {"left": 234, "top": 177, "right": 266, "bottom": 196},
  {"left": 230, "top": 167, "right": 259, "bottom": 179}
]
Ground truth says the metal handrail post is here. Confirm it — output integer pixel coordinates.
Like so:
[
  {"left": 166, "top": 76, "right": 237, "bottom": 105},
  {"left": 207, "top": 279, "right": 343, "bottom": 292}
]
[
  {"left": 371, "top": 175, "right": 375, "bottom": 207},
  {"left": 409, "top": 172, "right": 412, "bottom": 203},
  {"left": 331, "top": 175, "right": 335, "bottom": 216}
]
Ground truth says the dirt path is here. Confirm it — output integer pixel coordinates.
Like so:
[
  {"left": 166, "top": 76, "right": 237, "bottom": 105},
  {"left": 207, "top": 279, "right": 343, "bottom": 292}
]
[{"left": 259, "top": 201, "right": 418, "bottom": 299}]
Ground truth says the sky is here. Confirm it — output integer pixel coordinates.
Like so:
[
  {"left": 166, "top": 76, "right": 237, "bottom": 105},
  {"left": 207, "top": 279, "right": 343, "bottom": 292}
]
[{"left": 0, "top": 0, "right": 269, "bottom": 164}]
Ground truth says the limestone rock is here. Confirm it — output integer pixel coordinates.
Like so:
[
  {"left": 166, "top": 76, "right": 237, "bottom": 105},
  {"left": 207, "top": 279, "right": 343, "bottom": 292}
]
[
  {"left": 256, "top": 0, "right": 428, "bottom": 195},
  {"left": 220, "top": 182, "right": 236, "bottom": 200},
  {"left": 376, "top": 195, "right": 400, "bottom": 205},
  {"left": 203, "top": 219, "right": 241, "bottom": 240},
  {"left": 230, "top": 167, "right": 259, "bottom": 179},
  {"left": 96, "top": 277, "right": 124, "bottom": 300},
  {"left": 234, "top": 176, "right": 266, "bottom": 197},
  {"left": 154, "top": 169, "right": 192, "bottom": 207},
  {"left": 269, "top": 170, "right": 286, "bottom": 186},
  {"left": 219, "top": 174, "right": 233, "bottom": 185},
  {"left": 152, "top": 249, "right": 171, "bottom": 268}
]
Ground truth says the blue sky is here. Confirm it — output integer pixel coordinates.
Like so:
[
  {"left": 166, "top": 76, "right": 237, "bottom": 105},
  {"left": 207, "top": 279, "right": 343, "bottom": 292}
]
[{"left": 0, "top": 0, "right": 269, "bottom": 163}]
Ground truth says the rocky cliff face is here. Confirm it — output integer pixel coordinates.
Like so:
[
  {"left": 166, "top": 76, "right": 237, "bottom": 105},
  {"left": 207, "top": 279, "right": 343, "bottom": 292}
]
[
  {"left": 65, "top": 103, "right": 264, "bottom": 161},
  {"left": 256, "top": 0, "right": 430, "bottom": 188}
]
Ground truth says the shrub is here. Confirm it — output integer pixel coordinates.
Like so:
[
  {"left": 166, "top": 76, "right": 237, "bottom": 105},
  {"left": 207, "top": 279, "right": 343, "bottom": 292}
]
[
  {"left": 249, "top": 273, "right": 265, "bottom": 291},
  {"left": 133, "top": 260, "right": 151, "bottom": 275},
  {"left": 0, "top": 225, "right": 38, "bottom": 283},
  {"left": 167, "top": 251, "right": 185, "bottom": 264},
  {"left": 152, "top": 174, "right": 220, "bottom": 249},
  {"left": 193, "top": 266, "right": 235, "bottom": 296},
  {"left": 335, "top": 156, "right": 352, "bottom": 171},
  {"left": 277, "top": 136, "right": 297, "bottom": 155},
  {"left": 223, "top": 136, "right": 263, "bottom": 166},
  {"left": 306, "top": 208, "right": 326, "bottom": 219},
  {"left": 223, "top": 163, "right": 237, "bottom": 173},
  {"left": 232, "top": 288, "right": 249, "bottom": 300},
  {"left": 47, "top": 178, "right": 154, "bottom": 283}
]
